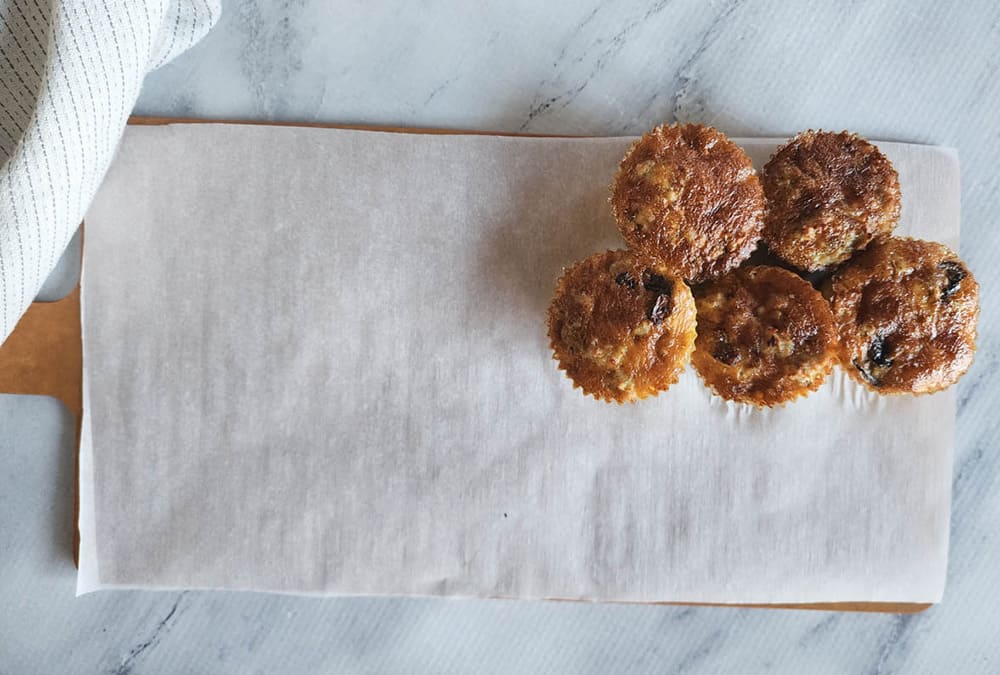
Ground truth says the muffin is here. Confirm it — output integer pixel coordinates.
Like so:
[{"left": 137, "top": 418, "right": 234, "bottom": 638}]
[
  {"left": 829, "top": 237, "right": 979, "bottom": 394},
  {"left": 691, "top": 266, "right": 838, "bottom": 407},
  {"left": 611, "top": 124, "right": 765, "bottom": 283},
  {"left": 762, "top": 130, "right": 901, "bottom": 271},
  {"left": 547, "top": 250, "right": 697, "bottom": 403}
]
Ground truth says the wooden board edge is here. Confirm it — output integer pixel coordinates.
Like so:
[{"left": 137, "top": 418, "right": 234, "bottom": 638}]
[
  {"left": 126, "top": 114, "right": 593, "bottom": 139},
  {"left": 0, "top": 284, "right": 82, "bottom": 417},
  {"left": 540, "top": 598, "right": 931, "bottom": 614}
]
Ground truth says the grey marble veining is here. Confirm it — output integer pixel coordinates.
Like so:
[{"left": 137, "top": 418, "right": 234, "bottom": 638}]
[{"left": 3, "top": 0, "right": 999, "bottom": 672}]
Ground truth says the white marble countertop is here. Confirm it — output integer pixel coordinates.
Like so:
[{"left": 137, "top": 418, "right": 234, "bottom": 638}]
[{"left": 3, "top": 1, "right": 998, "bottom": 672}]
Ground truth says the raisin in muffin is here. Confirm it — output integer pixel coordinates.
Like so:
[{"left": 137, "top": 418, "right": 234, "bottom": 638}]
[
  {"left": 692, "top": 266, "right": 838, "bottom": 407},
  {"left": 762, "top": 130, "right": 901, "bottom": 272},
  {"left": 547, "top": 250, "right": 697, "bottom": 403},
  {"left": 611, "top": 124, "right": 765, "bottom": 283},
  {"left": 828, "top": 237, "right": 979, "bottom": 394}
]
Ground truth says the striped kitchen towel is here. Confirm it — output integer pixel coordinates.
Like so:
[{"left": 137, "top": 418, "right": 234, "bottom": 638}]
[{"left": 0, "top": 0, "right": 219, "bottom": 345}]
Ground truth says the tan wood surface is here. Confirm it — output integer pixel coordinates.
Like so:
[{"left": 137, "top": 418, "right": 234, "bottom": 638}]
[{"left": 0, "top": 115, "right": 929, "bottom": 613}]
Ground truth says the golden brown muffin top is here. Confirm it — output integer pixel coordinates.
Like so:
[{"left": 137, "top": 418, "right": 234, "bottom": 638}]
[
  {"left": 829, "top": 237, "right": 979, "bottom": 394},
  {"left": 692, "top": 265, "right": 838, "bottom": 407},
  {"left": 611, "top": 124, "right": 765, "bottom": 283},
  {"left": 547, "top": 249, "right": 697, "bottom": 403},
  {"left": 762, "top": 130, "right": 901, "bottom": 271}
]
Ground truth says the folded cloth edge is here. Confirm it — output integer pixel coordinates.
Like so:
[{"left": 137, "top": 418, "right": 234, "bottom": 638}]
[{"left": 0, "top": 0, "right": 219, "bottom": 345}]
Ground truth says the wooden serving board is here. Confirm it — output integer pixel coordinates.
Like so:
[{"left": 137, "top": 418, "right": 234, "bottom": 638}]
[{"left": 0, "top": 116, "right": 928, "bottom": 613}]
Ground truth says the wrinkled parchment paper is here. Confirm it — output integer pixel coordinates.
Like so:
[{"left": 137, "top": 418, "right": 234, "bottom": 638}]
[{"left": 78, "top": 124, "right": 960, "bottom": 603}]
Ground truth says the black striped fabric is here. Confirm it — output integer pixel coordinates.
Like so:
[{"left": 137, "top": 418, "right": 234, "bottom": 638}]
[{"left": 0, "top": 0, "right": 218, "bottom": 344}]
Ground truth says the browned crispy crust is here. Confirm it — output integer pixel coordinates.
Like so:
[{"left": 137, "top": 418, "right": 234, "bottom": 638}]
[
  {"left": 829, "top": 237, "right": 979, "bottom": 394},
  {"left": 611, "top": 124, "right": 765, "bottom": 283},
  {"left": 547, "top": 250, "right": 697, "bottom": 403},
  {"left": 762, "top": 130, "right": 901, "bottom": 271},
  {"left": 691, "top": 266, "right": 838, "bottom": 407}
]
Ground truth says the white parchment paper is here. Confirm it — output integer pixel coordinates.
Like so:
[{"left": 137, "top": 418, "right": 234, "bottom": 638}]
[{"left": 78, "top": 123, "right": 960, "bottom": 603}]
